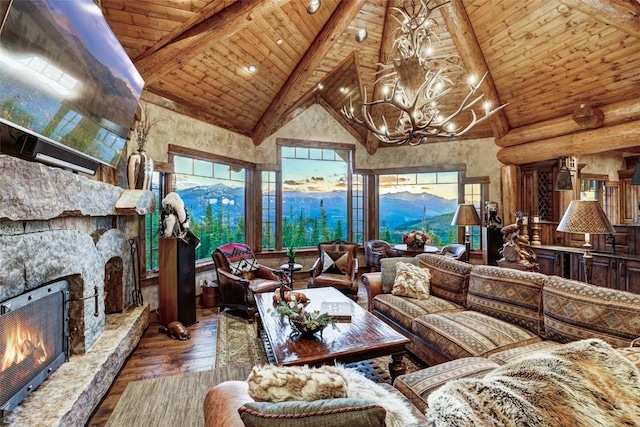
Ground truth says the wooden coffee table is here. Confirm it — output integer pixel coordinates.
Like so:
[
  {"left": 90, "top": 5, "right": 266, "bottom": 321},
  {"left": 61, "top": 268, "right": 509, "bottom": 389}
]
[{"left": 254, "top": 287, "right": 410, "bottom": 379}]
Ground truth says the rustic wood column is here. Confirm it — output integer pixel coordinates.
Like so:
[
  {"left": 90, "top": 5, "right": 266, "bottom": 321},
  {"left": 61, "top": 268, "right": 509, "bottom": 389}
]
[{"left": 501, "top": 165, "right": 519, "bottom": 229}]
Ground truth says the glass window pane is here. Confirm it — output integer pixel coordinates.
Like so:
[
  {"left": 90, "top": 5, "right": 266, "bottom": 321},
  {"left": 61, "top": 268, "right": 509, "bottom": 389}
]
[
  {"left": 282, "top": 147, "right": 349, "bottom": 247},
  {"left": 379, "top": 173, "right": 459, "bottom": 246},
  {"left": 174, "top": 156, "right": 193, "bottom": 174},
  {"left": 193, "top": 159, "right": 213, "bottom": 177}
]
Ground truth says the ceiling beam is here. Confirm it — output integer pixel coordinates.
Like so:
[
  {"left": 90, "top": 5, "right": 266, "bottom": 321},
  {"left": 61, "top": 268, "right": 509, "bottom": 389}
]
[
  {"left": 559, "top": 0, "right": 640, "bottom": 39},
  {"left": 497, "top": 97, "right": 640, "bottom": 147},
  {"left": 497, "top": 119, "right": 640, "bottom": 165},
  {"left": 440, "top": 0, "right": 510, "bottom": 139},
  {"left": 363, "top": 0, "right": 395, "bottom": 156},
  {"left": 135, "top": 0, "right": 289, "bottom": 86},
  {"left": 134, "top": 0, "right": 228, "bottom": 62},
  {"left": 251, "top": 0, "right": 368, "bottom": 145}
]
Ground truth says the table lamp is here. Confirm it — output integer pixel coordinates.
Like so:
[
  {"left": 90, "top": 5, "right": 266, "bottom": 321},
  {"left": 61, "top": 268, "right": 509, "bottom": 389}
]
[
  {"left": 557, "top": 200, "right": 615, "bottom": 284},
  {"left": 451, "top": 203, "right": 482, "bottom": 263}
]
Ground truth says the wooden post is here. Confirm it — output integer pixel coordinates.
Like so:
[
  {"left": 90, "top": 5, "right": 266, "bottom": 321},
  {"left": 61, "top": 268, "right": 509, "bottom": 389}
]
[{"left": 501, "top": 165, "right": 519, "bottom": 230}]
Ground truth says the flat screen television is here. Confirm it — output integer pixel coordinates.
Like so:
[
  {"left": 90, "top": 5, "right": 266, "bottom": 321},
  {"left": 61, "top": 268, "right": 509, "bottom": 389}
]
[{"left": 0, "top": 0, "right": 144, "bottom": 174}]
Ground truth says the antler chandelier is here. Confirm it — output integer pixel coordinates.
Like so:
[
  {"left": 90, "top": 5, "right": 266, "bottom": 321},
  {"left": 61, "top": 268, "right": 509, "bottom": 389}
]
[{"left": 341, "top": 0, "right": 505, "bottom": 145}]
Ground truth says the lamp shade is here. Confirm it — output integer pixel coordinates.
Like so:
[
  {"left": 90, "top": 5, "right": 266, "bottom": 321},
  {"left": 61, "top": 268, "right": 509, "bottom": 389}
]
[
  {"left": 451, "top": 204, "right": 481, "bottom": 226},
  {"left": 557, "top": 200, "right": 615, "bottom": 234}
]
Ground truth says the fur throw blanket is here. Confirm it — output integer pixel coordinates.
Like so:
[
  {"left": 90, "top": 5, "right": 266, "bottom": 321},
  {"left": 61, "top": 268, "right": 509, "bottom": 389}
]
[
  {"left": 246, "top": 364, "right": 417, "bottom": 427},
  {"left": 427, "top": 339, "right": 640, "bottom": 427}
]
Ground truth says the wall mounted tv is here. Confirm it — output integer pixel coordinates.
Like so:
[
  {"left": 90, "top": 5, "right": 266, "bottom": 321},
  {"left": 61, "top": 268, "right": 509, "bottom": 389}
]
[{"left": 0, "top": 0, "right": 144, "bottom": 174}]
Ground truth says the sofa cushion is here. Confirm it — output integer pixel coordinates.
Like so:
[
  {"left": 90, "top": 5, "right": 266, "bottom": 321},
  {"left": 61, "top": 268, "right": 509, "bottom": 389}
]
[
  {"left": 392, "top": 262, "right": 431, "bottom": 299},
  {"left": 543, "top": 276, "right": 640, "bottom": 347},
  {"left": 373, "top": 294, "right": 463, "bottom": 331},
  {"left": 393, "top": 357, "right": 500, "bottom": 413},
  {"left": 466, "top": 265, "right": 546, "bottom": 336},
  {"left": 239, "top": 399, "right": 386, "bottom": 427},
  {"left": 380, "top": 257, "right": 420, "bottom": 294},
  {"left": 416, "top": 254, "right": 472, "bottom": 307},
  {"left": 487, "top": 340, "right": 562, "bottom": 365},
  {"left": 412, "top": 310, "right": 541, "bottom": 361}
]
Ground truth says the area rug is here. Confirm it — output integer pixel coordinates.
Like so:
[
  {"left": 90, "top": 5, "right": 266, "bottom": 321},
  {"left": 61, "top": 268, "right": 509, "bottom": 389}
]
[
  {"left": 215, "top": 310, "right": 425, "bottom": 384},
  {"left": 105, "top": 363, "right": 250, "bottom": 427}
]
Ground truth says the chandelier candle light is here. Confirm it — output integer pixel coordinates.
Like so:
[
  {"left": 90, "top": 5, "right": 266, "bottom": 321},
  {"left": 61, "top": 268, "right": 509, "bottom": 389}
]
[{"left": 341, "top": 0, "right": 506, "bottom": 145}]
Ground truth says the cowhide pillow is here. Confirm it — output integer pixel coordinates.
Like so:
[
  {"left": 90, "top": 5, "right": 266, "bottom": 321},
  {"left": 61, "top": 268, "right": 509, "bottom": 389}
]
[
  {"left": 392, "top": 262, "right": 430, "bottom": 299},
  {"left": 246, "top": 364, "right": 349, "bottom": 402}
]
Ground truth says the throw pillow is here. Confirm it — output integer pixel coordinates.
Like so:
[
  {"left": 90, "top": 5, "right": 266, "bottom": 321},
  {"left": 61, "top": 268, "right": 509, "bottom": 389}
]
[
  {"left": 239, "top": 398, "right": 386, "bottom": 427},
  {"left": 380, "top": 257, "right": 420, "bottom": 294},
  {"left": 246, "top": 364, "right": 348, "bottom": 402},
  {"left": 322, "top": 250, "right": 351, "bottom": 275},
  {"left": 392, "top": 262, "right": 430, "bottom": 299}
]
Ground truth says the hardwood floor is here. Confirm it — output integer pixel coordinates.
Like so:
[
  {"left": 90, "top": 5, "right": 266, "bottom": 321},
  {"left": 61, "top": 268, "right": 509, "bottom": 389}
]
[{"left": 87, "top": 306, "right": 220, "bottom": 427}]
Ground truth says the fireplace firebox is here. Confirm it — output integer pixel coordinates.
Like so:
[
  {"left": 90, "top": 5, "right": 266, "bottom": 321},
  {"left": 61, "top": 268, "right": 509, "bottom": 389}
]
[{"left": 0, "top": 280, "right": 70, "bottom": 419}]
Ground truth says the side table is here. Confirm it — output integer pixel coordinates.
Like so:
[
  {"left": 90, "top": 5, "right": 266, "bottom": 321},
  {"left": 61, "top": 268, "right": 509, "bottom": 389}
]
[{"left": 279, "top": 262, "right": 302, "bottom": 286}]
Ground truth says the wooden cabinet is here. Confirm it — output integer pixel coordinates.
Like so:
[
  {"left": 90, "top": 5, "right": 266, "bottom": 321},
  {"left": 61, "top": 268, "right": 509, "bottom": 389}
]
[
  {"left": 618, "top": 259, "right": 640, "bottom": 294},
  {"left": 532, "top": 246, "right": 640, "bottom": 294},
  {"left": 159, "top": 235, "right": 198, "bottom": 326},
  {"left": 484, "top": 227, "right": 503, "bottom": 266}
]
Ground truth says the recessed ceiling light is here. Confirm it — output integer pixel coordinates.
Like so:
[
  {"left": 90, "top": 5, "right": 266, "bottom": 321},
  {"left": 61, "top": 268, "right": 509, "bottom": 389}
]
[
  {"left": 317, "top": 83, "right": 324, "bottom": 90},
  {"left": 355, "top": 28, "right": 368, "bottom": 43},
  {"left": 276, "top": 39, "right": 283, "bottom": 45},
  {"left": 307, "top": 0, "right": 321, "bottom": 14},
  {"left": 248, "top": 65, "right": 257, "bottom": 73},
  {"left": 339, "top": 87, "right": 346, "bottom": 93}
]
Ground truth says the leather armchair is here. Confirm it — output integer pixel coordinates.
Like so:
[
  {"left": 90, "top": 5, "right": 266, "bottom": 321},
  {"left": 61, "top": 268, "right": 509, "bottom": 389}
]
[
  {"left": 308, "top": 239, "right": 358, "bottom": 300},
  {"left": 440, "top": 244, "right": 467, "bottom": 260},
  {"left": 212, "top": 243, "right": 284, "bottom": 322},
  {"left": 364, "top": 239, "right": 400, "bottom": 272}
]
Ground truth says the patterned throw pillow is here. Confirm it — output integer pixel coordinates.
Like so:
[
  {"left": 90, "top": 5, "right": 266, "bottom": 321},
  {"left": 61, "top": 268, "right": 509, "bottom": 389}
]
[
  {"left": 322, "top": 250, "right": 351, "bottom": 275},
  {"left": 392, "top": 262, "right": 431, "bottom": 299}
]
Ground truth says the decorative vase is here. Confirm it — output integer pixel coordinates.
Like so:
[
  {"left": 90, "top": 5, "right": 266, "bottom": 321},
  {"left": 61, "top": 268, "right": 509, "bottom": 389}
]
[{"left": 127, "top": 149, "right": 154, "bottom": 190}]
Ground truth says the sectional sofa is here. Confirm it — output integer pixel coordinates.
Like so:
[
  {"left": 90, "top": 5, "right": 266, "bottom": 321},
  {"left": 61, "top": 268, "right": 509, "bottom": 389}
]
[
  {"left": 362, "top": 253, "right": 640, "bottom": 412},
  {"left": 203, "top": 254, "right": 640, "bottom": 425}
]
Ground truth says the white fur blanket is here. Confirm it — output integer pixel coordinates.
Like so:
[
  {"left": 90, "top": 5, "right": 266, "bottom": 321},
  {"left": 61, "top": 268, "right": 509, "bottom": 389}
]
[{"left": 427, "top": 339, "right": 640, "bottom": 427}]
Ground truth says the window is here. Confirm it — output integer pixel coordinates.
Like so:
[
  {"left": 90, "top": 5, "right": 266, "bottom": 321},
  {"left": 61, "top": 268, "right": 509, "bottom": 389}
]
[
  {"left": 281, "top": 145, "right": 351, "bottom": 247},
  {"left": 378, "top": 171, "right": 458, "bottom": 246},
  {"left": 463, "top": 183, "right": 483, "bottom": 250},
  {"left": 172, "top": 155, "right": 246, "bottom": 261},
  {"left": 145, "top": 171, "right": 164, "bottom": 272},
  {"left": 351, "top": 173, "right": 364, "bottom": 244},
  {"left": 262, "top": 171, "right": 277, "bottom": 250}
]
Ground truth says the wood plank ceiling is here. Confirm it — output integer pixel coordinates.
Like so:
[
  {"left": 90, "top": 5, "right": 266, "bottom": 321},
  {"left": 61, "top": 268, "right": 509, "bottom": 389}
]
[{"left": 101, "top": 0, "right": 640, "bottom": 156}]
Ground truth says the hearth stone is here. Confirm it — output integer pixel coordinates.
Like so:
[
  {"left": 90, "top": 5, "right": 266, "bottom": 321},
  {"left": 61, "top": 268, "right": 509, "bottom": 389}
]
[{"left": 0, "top": 304, "right": 149, "bottom": 427}]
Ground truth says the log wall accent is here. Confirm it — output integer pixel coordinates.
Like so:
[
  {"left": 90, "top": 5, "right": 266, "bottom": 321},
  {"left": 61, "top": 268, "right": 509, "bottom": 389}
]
[{"left": 497, "top": 119, "right": 640, "bottom": 165}]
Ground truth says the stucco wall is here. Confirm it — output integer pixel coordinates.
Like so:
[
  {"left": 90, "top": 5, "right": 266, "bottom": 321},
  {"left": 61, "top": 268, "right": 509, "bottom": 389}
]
[{"left": 140, "top": 101, "right": 504, "bottom": 202}]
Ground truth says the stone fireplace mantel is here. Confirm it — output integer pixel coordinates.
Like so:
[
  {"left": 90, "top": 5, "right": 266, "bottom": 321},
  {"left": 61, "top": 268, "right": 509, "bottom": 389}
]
[{"left": 0, "top": 155, "right": 155, "bottom": 426}]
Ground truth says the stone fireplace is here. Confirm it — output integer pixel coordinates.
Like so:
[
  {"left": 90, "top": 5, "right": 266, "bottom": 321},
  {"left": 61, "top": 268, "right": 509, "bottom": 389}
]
[{"left": 0, "top": 155, "right": 155, "bottom": 426}]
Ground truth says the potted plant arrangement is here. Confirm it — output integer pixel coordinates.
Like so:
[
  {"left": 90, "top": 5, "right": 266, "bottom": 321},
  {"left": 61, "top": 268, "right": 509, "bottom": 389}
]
[{"left": 271, "top": 294, "right": 334, "bottom": 338}]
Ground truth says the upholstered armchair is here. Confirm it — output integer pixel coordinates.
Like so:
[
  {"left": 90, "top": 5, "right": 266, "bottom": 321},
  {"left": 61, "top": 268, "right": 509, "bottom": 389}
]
[
  {"left": 440, "top": 243, "right": 467, "bottom": 260},
  {"left": 308, "top": 239, "right": 359, "bottom": 300},
  {"left": 364, "top": 239, "right": 400, "bottom": 272},
  {"left": 212, "top": 243, "right": 284, "bottom": 322}
]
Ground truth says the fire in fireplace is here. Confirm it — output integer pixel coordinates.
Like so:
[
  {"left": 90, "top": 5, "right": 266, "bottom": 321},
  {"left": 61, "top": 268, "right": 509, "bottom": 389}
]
[{"left": 0, "top": 280, "right": 69, "bottom": 419}]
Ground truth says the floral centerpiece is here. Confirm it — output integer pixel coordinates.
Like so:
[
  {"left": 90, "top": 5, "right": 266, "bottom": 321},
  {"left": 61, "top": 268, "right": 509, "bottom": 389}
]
[
  {"left": 271, "top": 294, "right": 334, "bottom": 338},
  {"left": 402, "top": 230, "right": 433, "bottom": 249}
]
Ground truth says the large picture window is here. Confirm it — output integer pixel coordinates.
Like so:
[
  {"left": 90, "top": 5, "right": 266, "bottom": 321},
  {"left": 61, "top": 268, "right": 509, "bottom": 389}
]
[
  {"left": 379, "top": 172, "right": 458, "bottom": 245},
  {"left": 172, "top": 155, "right": 246, "bottom": 261},
  {"left": 281, "top": 145, "right": 350, "bottom": 248}
]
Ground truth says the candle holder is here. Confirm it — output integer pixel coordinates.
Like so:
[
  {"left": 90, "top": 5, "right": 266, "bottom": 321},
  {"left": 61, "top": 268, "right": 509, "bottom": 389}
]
[{"left": 531, "top": 216, "right": 541, "bottom": 246}]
